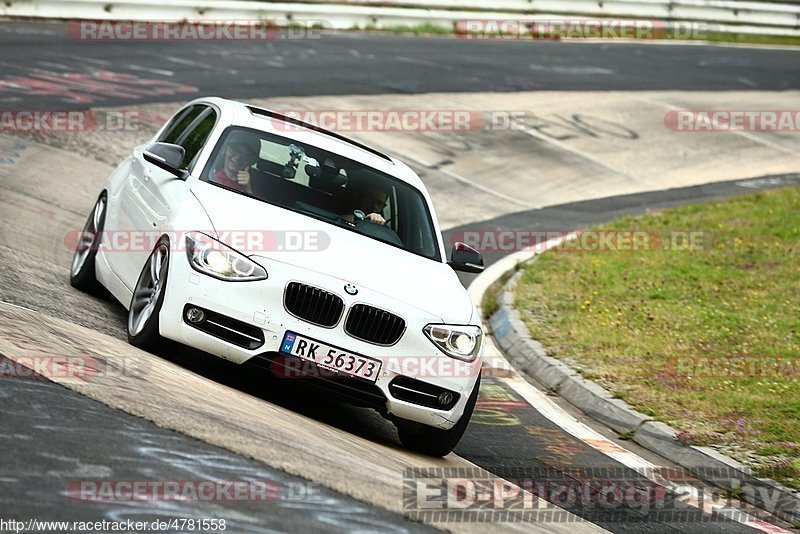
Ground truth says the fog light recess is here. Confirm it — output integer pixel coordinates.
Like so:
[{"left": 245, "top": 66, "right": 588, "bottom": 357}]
[
  {"left": 388, "top": 376, "right": 460, "bottom": 410},
  {"left": 185, "top": 307, "right": 205, "bottom": 324}
]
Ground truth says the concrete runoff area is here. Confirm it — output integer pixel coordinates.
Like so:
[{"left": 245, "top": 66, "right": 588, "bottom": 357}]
[{"left": 18, "top": 90, "right": 800, "bottom": 232}]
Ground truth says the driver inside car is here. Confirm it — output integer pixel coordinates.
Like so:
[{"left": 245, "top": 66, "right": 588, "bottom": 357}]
[
  {"left": 211, "top": 131, "right": 260, "bottom": 194},
  {"left": 340, "top": 182, "right": 389, "bottom": 225}
]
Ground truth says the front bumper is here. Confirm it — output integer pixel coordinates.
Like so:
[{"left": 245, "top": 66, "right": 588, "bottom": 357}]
[{"left": 158, "top": 250, "right": 482, "bottom": 429}]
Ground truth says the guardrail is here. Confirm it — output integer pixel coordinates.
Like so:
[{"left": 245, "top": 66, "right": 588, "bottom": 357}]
[{"left": 2, "top": 0, "right": 800, "bottom": 36}]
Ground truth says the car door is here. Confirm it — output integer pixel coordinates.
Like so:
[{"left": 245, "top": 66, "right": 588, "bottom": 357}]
[
  {"left": 109, "top": 104, "right": 217, "bottom": 288},
  {"left": 140, "top": 104, "right": 217, "bottom": 233}
]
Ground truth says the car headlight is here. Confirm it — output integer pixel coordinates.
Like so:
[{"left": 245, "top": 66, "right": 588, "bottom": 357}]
[
  {"left": 185, "top": 232, "right": 267, "bottom": 281},
  {"left": 423, "top": 324, "right": 483, "bottom": 362}
]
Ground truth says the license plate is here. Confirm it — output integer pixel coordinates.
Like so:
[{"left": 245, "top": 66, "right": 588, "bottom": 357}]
[{"left": 280, "top": 331, "right": 382, "bottom": 382}]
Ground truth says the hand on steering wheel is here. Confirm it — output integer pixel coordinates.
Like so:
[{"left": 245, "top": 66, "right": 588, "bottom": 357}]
[
  {"left": 365, "top": 213, "right": 386, "bottom": 225},
  {"left": 353, "top": 210, "right": 385, "bottom": 225}
]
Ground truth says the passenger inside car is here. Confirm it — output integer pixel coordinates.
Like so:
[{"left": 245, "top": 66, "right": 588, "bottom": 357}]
[{"left": 208, "top": 130, "right": 261, "bottom": 194}]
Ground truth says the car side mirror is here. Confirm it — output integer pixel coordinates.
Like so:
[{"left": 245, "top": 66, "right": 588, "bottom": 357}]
[
  {"left": 448, "top": 242, "right": 484, "bottom": 273},
  {"left": 143, "top": 142, "right": 188, "bottom": 180}
]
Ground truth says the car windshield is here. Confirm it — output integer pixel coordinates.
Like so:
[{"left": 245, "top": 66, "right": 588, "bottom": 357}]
[{"left": 200, "top": 127, "right": 441, "bottom": 262}]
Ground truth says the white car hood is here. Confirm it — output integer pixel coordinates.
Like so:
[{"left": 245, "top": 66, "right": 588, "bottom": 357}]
[{"left": 191, "top": 182, "right": 474, "bottom": 323}]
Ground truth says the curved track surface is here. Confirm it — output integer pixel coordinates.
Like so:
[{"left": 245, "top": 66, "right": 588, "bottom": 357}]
[{"left": 1, "top": 20, "right": 799, "bottom": 533}]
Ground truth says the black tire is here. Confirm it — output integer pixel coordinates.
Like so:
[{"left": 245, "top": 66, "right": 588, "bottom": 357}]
[
  {"left": 396, "top": 372, "right": 481, "bottom": 457},
  {"left": 69, "top": 192, "right": 108, "bottom": 297},
  {"left": 127, "top": 236, "right": 170, "bottom": 350}
]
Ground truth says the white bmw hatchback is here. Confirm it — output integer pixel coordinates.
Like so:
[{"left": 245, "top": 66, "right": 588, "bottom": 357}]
[{"left": 70, "top": 97, "right": 485, "bottom": 456}]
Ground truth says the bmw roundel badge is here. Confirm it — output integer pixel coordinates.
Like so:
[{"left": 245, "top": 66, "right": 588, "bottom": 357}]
[{"left": 344, "top": 283, "right": 358, "bottom": 295}]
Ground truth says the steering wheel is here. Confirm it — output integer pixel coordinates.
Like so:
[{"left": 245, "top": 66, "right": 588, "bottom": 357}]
[{"left": 353, "top": 216, "right": 403, "bottom": 247}]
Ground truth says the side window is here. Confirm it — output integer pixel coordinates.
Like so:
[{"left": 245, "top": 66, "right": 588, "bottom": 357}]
[
  {"left": 158, "top": 105, "right": 205, "bottom": 144},
  {"left": 177, "top": 109, "right": 217, "bottom": 170}
]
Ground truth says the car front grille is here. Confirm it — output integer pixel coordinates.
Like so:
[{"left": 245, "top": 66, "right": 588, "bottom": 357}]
[
  {"left": 283, "top": 282, "right": 344, "bottom": 327},
  {"left": 345, "top": 304, "right": 405, "bottom": 345}
]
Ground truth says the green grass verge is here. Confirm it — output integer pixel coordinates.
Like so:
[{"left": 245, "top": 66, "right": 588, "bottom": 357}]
[
  {"left": 482, "top": 269, "right": 515, "bottom": 319},
  {"left": 698, "top": 32, "right": 800, "bottom": 47},
  {"left": 359, "top": 23, "right": 453, "bottom": 36},
  {"left": 514, "top": 187, "right": 800, "bottom": 489}
]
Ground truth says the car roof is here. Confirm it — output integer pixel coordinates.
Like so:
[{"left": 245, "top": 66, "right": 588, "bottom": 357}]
[{"left": 196, "top": 97, "right": 425, "bottom": 190}]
